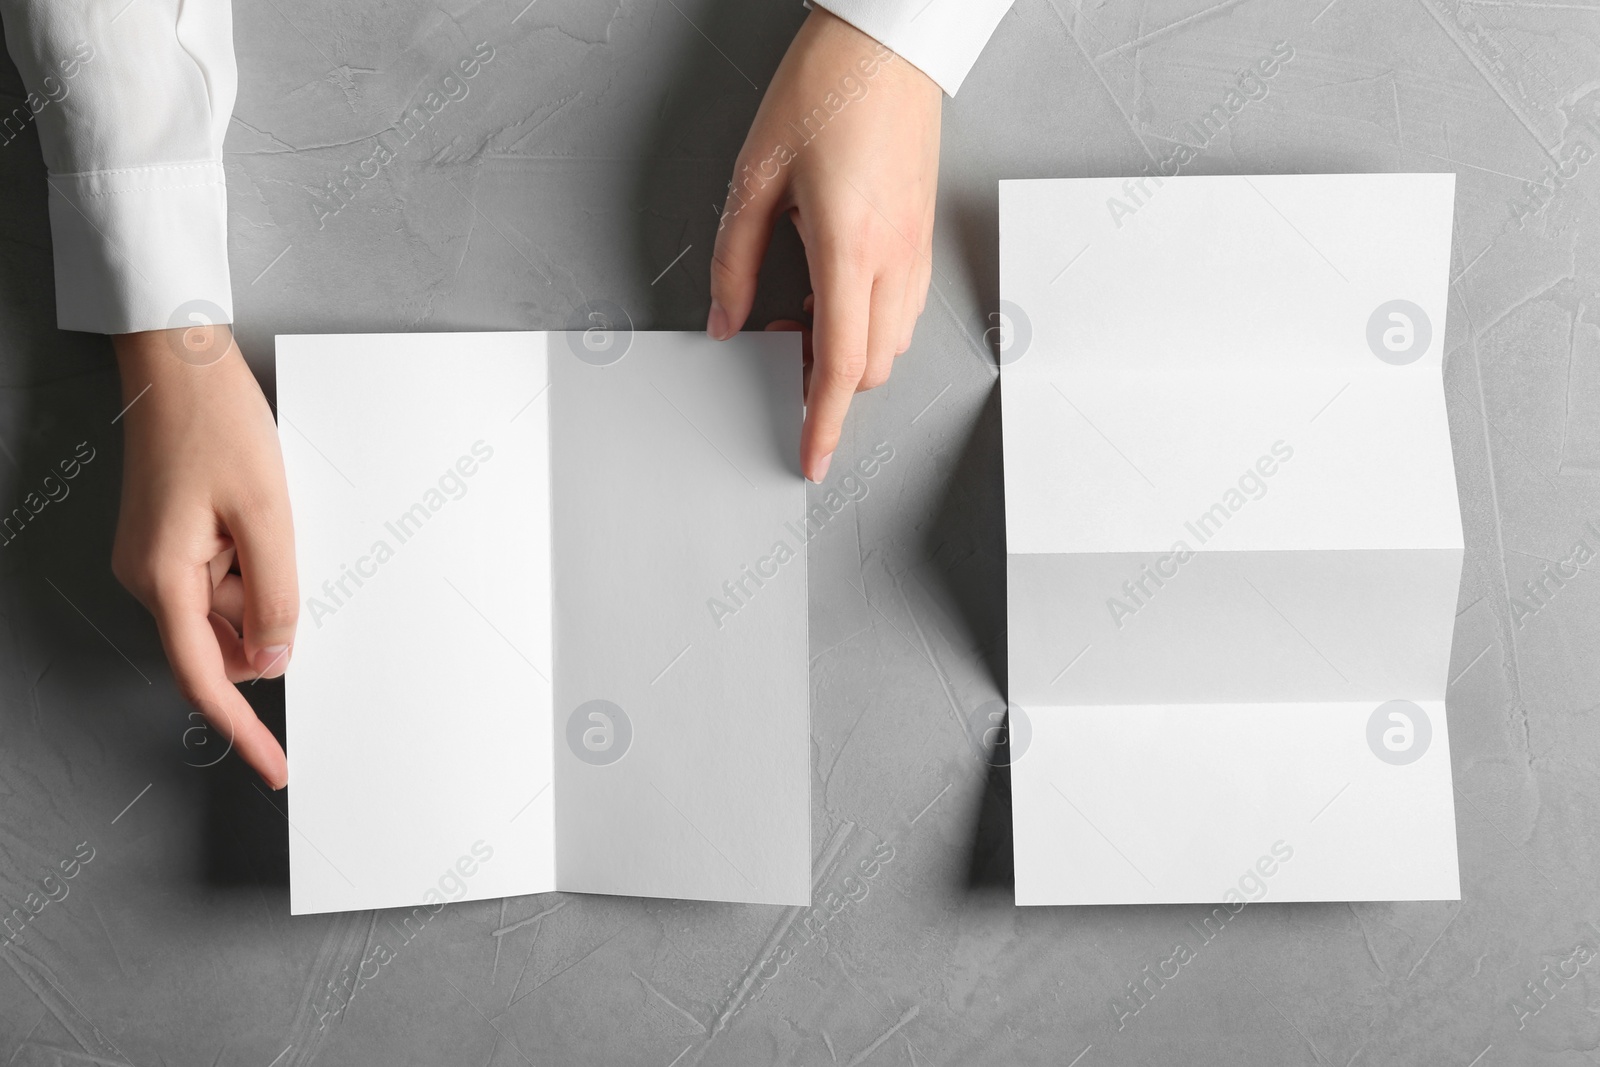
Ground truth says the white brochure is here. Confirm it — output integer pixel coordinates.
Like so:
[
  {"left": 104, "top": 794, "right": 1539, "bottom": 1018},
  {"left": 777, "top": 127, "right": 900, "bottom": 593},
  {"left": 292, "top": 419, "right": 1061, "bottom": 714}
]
[
  {"left": 1000, "top": 174, "right": 1463, "bottom": 905},
  {"left": 277, "top": 330, "right": 810, "bottom": 914}
]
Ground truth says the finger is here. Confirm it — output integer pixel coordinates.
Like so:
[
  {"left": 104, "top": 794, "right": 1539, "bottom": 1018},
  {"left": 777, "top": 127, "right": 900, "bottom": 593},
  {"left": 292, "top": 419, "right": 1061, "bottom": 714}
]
[
  {"left": 152, "top": 565, "right": 288, "bottom": 788},
  {"left": 861, "top": 268, "right": 908, "bottom": 392},
  {"left": 901, "top": 208, "right": 934, "bottom": 353},
  {"left": 765, "top": 318, "right": 812, "bottom": 399},
  {"left": 801, "top": 293, "right": 816, "bottom": 394},
  {"left": 899, "top": 260, "right": 929, "bottom": 354},
  {"left": 765, "top": 317, "right": 809, "bottom": 350},
  {"left": 709, "top": 161, "right": 783, "bottom": 340},
  {"left": 210, "top": 612, "right": 263, "bottom": 685},
  {"left": 212, "top": 572, "right": 245, "bottom": 634},
  {"left": 209, "top": 545, "right": 236, "bottom": 589},
  {"left": 803, "top": 259, "right": 872, "bottom": 481},
  {"left": 225, "top": 492, "right": 298, "bottom": 679}
]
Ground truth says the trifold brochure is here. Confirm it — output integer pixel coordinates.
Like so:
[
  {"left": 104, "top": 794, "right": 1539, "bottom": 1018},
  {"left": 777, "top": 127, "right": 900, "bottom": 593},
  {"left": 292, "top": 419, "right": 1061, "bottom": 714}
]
[
  {"left": 277, "top": 330, "right": 810, "bottom": 914},
  {"left": 1000, "top": 174, "right": 1464, "bottom": 905}
]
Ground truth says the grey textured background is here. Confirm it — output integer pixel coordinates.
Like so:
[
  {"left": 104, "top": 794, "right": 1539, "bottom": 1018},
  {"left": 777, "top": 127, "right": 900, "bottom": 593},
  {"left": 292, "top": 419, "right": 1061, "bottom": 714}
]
[{"left": 1, "top": 0, "right": 1598, "bottom": 1063}]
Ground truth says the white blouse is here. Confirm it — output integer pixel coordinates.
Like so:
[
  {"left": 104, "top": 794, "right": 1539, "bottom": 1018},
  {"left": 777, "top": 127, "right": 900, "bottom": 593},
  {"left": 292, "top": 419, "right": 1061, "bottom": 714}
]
[{"left": 0, "top": 0, "right": 1009, "bottom": 335}]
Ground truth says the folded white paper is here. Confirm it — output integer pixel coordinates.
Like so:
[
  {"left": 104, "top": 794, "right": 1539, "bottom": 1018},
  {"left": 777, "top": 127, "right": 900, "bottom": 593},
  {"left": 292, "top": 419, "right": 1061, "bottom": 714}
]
[
  {"left": 277, "top": 331, "right": 810, "bottom": 914},
  {"left": 1001, "top": 174, "right": 1463, "bottom": 904}
]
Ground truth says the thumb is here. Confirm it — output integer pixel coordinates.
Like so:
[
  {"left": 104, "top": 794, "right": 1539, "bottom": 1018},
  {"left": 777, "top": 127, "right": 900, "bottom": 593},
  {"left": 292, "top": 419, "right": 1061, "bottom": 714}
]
[
  {"left": 709, "top": 159, "right": 783, "bottom": 339},
  {"left": 227, "top": 492, "right": 298, "bottom": 678}
]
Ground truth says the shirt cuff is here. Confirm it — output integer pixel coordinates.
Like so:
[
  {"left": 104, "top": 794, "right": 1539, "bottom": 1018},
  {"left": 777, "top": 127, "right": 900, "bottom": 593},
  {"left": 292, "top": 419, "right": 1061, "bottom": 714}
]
[
  {"left": 46, "top": 161, "right": 233, "bottom": 335},
  {"left": 807, "top": 0, "right": 1012, "bottom": 96}
]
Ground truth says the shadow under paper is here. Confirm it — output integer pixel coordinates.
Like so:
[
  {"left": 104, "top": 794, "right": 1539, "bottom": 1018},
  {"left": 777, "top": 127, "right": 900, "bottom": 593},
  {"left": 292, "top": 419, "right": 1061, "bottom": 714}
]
[{"left": 907, "top": 379, "right": 1015, "bottom": 892}]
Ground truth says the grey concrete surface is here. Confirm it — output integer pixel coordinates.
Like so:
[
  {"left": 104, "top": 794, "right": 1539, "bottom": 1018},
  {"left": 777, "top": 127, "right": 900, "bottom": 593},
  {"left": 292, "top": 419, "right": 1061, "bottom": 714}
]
[{"left": 1, "top": 0, "right": 1598, "bottom": 1063}]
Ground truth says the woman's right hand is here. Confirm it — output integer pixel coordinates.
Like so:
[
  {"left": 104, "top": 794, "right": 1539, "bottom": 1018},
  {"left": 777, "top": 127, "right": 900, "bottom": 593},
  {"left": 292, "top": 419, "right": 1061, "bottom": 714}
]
[{"left": 111, "top": 326, "right": 296, "bottom": 789}]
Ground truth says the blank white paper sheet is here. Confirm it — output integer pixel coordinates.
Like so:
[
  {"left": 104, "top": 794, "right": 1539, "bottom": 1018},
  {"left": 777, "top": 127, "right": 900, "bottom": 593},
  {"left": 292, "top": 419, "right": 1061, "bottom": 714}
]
[
  {"left": 1000, "top": 174, "right": 1464, "bottom": 905},
  {"left": 278, "top": 331, "right": 810, "bottom": 914}
]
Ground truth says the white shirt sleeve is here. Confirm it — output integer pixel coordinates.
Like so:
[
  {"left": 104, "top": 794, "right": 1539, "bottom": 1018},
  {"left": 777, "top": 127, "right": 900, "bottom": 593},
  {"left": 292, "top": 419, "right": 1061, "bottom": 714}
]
[
  {"left": 0, "top": 0, "right": 235, "bottom": 335},
  {"left": 808, "top": 0, "right": 1013, "bottom": 96}
]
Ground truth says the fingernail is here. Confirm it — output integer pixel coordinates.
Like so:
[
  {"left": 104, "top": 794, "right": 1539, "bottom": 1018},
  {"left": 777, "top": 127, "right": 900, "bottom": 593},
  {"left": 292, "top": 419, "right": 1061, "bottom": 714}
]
[
  {"left": 253, "top": 644, "right": 291, "bottom": 674},
  {"left": 263, "top": 750, "right": 289, "bottom": 791},
  {"left": 707, "top": 301, "right": 730, "bottom": 341},
  {"left": 808, "top": 451, "right": 833, "bottom": 484}
]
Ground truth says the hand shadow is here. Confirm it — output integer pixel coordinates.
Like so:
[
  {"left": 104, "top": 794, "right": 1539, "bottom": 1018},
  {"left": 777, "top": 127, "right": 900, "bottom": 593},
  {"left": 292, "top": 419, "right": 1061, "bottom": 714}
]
[
  {"left": 0, "top": 50, "right": 289, "bottom": 889},
  {"left": 629, "top": 0, "right": 806, "bottom": 332}
]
